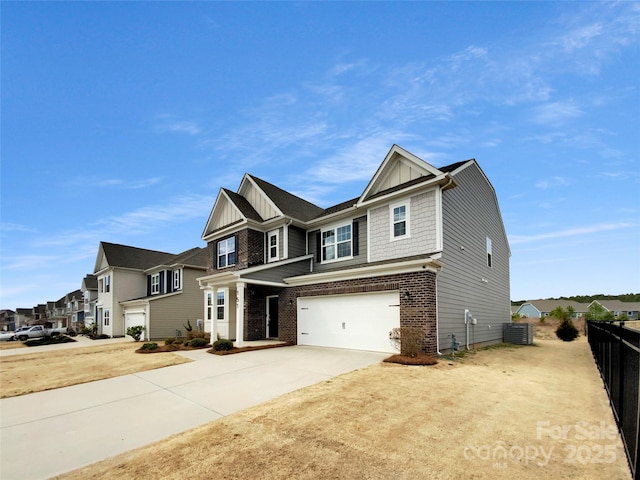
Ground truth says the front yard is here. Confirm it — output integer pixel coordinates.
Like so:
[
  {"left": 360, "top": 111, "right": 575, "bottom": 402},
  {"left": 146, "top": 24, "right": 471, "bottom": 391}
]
[
  {"left": 0, "top": 342, "right": 191, "bottom": 398},
  {"left": 53, "top": 337, "right": 631, "bottom": 479}
]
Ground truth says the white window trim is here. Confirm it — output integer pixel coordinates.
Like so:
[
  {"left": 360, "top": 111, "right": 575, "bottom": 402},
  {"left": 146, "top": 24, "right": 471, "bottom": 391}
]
[
  {"left": 321, "top": 222, "right": 353, "bottom": 264},
  {"left": 216, "top": 289, "right": 225, "bottom": 321},
  {"left": 104, "top": 275, "right": 111, "bottom": 293},
  {"left": 390, "top": 201, "right": 410, "bottom": 241},
  {"left": 217, "top": 237, "right": 236, "bottom": 268},
  {"left": 173, "top": 269, "right": 181, "bottom": 290},
  {"left": 104, "top": 309, "right": 110, "bottom": 326},
  {"left": 486, "top": 237, "right": 493, "bottom": 268},
  {"left": 267, "top": 230, "right": 279, "bottom": 263},
  {"left": 206, "top": 292, "right": 213, "bottom": 321},
  {"left": 151, "top": 273, "right": 160, "bottom": 295}
]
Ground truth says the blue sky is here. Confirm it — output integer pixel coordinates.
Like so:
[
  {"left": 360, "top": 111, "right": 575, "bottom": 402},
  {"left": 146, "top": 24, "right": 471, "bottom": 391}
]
[{"left": 1, "top": 1, "right": 639, "bottom": 309}]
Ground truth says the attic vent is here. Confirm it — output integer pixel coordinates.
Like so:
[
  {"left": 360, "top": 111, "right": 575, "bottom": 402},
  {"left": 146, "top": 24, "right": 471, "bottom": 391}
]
[{"left": 503, "top": 323, "right": 534, "bottom": 345}]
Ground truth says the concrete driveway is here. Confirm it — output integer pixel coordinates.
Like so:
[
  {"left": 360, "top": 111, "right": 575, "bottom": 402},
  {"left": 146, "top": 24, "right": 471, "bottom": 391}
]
[{"left": 0, "top": 346, "right": 387, "bottom": 480}]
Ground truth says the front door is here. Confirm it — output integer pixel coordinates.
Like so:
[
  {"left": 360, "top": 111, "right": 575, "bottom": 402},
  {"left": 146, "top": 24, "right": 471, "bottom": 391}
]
[{"left": 266, "top": 296, "right": 279, "bottom": 338}]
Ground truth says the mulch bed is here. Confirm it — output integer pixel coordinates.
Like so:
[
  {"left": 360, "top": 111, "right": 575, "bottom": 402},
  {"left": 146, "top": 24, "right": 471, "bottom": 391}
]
[
  {"left": 209, "top": 342, "right": 293, "bottom": 355},
  {"left": 136, "top": 344, "right": 211, "bottom": 354},
  {"left": 383, "top": 354, "right": 438, "bottom": 365}
]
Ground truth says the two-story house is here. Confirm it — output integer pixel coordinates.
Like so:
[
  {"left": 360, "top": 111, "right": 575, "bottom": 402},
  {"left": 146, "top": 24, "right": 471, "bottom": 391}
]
[
  {"left": 93, "top": 242, "right": 209, "bottom": 339},
  {"left": 198, "top": 144, "right": 510, "bottom": 354},
  {"left": 120, "top": 247, "right": 209, "bottom": 340},
  {"left": 81, "top": 274, "right": 99, "bottom": 329}
]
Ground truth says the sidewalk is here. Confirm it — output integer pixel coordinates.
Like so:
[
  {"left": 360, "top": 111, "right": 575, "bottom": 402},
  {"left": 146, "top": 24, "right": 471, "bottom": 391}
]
[{"left": 0, "top": 335, "right": 132, "bottom": 357}]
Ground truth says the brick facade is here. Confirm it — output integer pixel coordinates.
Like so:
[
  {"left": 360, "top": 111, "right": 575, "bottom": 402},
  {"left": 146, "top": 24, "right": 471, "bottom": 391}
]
[
  {"left": 206, "top": 228, "right": 264, "bottom": 275},
  {"left": 273, "top": 270, "right": 438, "bottom": 355}
]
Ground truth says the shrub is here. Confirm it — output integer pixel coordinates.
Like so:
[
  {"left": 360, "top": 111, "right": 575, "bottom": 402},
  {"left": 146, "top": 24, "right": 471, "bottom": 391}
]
[
  {"left": 164, "top": 337, "right": 176, "bottom": 346},
  {"left": 389, "top": 327, "right": 425, "bottom": 357},
  {"left": 213, "top": 339, "right": 234, "bottom": 351},
  {"left": 186, "top": 330, "right": 208, "bottom": 341},
  {"left": 140, "top": 342, "right": 158, "bottom": 351},
  {"left": 126, "top": 325, "right": 145, "bottom": 342},
  {"left": 187, "top": 337, "right": 208, "bottom": 348},
  {"left": 556, "top": 319, "right": 579, "bottom": 342}
]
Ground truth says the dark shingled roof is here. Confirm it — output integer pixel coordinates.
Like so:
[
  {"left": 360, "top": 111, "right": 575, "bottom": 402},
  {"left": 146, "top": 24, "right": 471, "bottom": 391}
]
[
  {"left": 168, "top": 247, "right": 209, "bottom": 268},
  {"left": 100, "top": 242, "right": 176, "bottom": 271},
  {"left": 82, "top": 274, "right": 98, "bottom": 290},
  {"left": 438, "top": 159, "right": 471, "bottom": 173},
  {"left": 223, "top": 189, "right": 263, "bottom": 222},
  {"left": 249, "top": 175, "right": 325, "bottom": 222}
]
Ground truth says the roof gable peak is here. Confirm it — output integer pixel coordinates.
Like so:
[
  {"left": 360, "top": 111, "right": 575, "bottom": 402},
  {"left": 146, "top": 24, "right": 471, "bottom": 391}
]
[{"left": 359, "top": 145, "right": 445, "bottom": 203}]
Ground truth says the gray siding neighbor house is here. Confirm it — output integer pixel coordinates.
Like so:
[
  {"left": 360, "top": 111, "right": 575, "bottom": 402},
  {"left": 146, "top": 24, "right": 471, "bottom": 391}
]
[
  {"left": 93, "top": 242, "right": 208, "bottom": 340},
  {"left": 197, "top": 144, "right": 511, "bottom": 354}
]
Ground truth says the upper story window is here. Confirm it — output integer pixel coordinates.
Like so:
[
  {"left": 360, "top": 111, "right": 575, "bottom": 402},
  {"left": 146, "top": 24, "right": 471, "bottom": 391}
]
[
  {"left": 151, "top": 273, "right": 160, "bottom": 294},
  {"left": 322, "top": 224, "right": 352, "bottom": 262},
  {"left": 486, "top": 237, "right": 493, "bottom": 268},
  {"left": 267, "top": 230, "right": 279, "bottom": 262},
  {"left": 104, "top": 275, "right": 111, "bottom": 293},
  {"left": 391, "top": 203, "right": 410, "bottom": 239},
  {"left": 173, "top": 270, "right": 181, "bottom": 290},
  {"left": 218, "top": 237, "right": 237, "bottom": 268}
]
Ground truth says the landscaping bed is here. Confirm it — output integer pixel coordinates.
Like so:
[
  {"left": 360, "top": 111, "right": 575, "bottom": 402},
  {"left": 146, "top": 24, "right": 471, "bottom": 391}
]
[{"left": 209, "top": 342, "right": 293, "bottom": 355}]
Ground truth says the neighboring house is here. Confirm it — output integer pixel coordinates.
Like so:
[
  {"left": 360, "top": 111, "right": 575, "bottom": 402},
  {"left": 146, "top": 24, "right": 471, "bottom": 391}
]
[
  {"left": 0, "top": 310, "right": 16, "bottom": 331},
  {"left": 15, "top": 308, "right": 33, "bottom": 328},
  {"left": 64, "top": 289, "right": 85, "bottom": 331},
  {"left": 81, "top": 274, "right": 99, "bottom": 329},
  {"left": 120, "top": 247, "right": 209, "bottom": 341},
  {"left": 589, "top": 300, "right": 640, "bottom": 320},
  {"left": 517, "top": 300, "right": 587, "bottom": 319},
  {"left": 93, "top": 242, "right": 176, "bottom": 337},
  {"left": 32, "top": 304, "right": 46, "bottom": 323},
  {"left": 197, "top": 144, "right": 510, "bottom": 354},
  {"left": 45, "top": 297, "right": 67, "bottom": 328},
  {"left": 93, "top": 242, "right": 209, "bottom": 340}
]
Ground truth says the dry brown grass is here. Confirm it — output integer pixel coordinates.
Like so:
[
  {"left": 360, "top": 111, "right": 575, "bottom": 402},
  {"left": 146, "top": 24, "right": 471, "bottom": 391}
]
[
  {"left": 0, "top": 343, "right": 192, "bottom": 398},
  {"left": 0, "top": 341, "right": 26, "bottom": 351},
  {"left": 54, "top": 338, "right": 631, "bottom": 480}
]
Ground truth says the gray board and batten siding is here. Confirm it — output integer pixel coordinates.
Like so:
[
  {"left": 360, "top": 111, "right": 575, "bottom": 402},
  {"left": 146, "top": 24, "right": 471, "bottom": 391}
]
[{"left": 437, "top": 161, "right": 511, "bottom": 349}]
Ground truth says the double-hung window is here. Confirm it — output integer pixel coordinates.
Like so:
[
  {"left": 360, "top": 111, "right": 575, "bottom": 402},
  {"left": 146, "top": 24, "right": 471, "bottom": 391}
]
[
  {"left": 391, "top": 203, "right": 409, "bottom": 239},
  {"left": 206, "top": 292, "right": 213, "bottom": 321},
  {"left": 267, "top": 230, "right": 279, "bottom": 262},
  {"left": 104, "top": 309, "right": 110, "bottom": 326},
  {"left": 217, "top": 237, "right": 237, "bottom": 268},
  {"left": 104, "top": 275, "right": 111, "bottom": 293},
  {"left": 151, "top": 273, "right": 160, "bottom": 294},
  {"left": 216, "top": 291, "right": 225, "bottom": 320},
  {"left": 486, "top": 237, "right": 493, "bottom": 268},
  {"left": 173, "top": 270, "right": 181, "bottom": 290},
  {"left": 322, "top": 224, "right": 352, "bottom": 262}
]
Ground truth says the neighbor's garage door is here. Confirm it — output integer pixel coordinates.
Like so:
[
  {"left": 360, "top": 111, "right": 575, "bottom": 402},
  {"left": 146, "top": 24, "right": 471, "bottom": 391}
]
[
  {"left": 297, "top": 291, "right": 400, "bottom": 353},
  {"left": 125, "top": 312, "right": 145, "bottom": 334}
]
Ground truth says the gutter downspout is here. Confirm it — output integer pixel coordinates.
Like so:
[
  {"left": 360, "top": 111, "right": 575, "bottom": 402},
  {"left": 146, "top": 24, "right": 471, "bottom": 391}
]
[{"left": 435, "top": 267, "right": 442, "bottom": 356}]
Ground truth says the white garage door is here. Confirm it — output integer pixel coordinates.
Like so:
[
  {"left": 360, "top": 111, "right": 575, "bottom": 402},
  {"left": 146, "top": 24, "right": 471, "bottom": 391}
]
[
  {"left": 125, "top": 312, "right": 145, "bottom": 333},
  {"left": 297, "top": 291, "right": 400, "bottom": 353}
]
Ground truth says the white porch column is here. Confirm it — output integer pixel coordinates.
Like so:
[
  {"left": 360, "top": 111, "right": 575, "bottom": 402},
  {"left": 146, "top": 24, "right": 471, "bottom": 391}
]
[
  {"left": 205, "top": 287, "right": 216, "bottom": 340},
  {"left": 236, "top": 282, "right": 246, "bottom": 347}
]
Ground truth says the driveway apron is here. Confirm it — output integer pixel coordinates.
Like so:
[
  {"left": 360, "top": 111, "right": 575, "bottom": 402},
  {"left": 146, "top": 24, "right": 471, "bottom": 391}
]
[{"left": 0, "top": 346, "right": 386, "bottom": 480}]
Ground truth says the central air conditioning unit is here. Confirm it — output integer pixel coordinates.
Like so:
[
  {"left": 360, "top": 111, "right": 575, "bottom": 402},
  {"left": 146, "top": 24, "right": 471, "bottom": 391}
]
[{"left": 503, "top": 323, "right": 534, "bottom": 345}]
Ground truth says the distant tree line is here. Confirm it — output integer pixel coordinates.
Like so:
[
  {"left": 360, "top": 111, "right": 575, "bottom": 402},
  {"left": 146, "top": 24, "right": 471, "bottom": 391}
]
[{"left": 512, "top": 293, "right": 640, "bottom": 306}]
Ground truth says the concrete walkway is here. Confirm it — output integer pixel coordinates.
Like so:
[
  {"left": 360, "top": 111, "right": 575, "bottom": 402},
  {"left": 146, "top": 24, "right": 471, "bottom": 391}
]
[{"left": 0, "top": 345, "right": 387, "bottom": 480}]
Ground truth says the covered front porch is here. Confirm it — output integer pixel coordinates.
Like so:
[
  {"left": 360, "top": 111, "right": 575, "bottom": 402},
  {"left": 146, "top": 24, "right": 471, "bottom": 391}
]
[{"left": 198, "top": 276, "right": 287, "bottom": 347}]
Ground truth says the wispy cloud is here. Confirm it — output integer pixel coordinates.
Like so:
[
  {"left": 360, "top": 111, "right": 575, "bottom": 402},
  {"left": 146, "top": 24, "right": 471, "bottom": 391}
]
[
  {"left": 0, "top": 223, "right": 37, "bottom": 234},
  {"left": 154, "top": 114, "right": 202, "bottom": 136},
  {"left": 535, "top": 176, "right": 569, "bottom": 189},
  {"left": 531, "top": 102, "right": 583, "bottom": 126},
  {"left": 510, "top": 222, "right": 635, "bottom": 245},
  {"left": 68, "top": 176, "right": 163, "bottom": 189}
]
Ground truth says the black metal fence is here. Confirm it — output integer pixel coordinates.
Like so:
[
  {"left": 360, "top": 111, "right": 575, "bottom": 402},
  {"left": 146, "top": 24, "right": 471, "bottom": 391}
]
[{"left": 587, "top": 320, "right": 639, "bottom": 479}]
